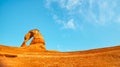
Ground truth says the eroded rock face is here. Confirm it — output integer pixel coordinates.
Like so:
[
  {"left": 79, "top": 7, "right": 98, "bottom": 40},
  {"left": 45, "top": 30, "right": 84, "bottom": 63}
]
[{"left": 21, "top": 29, "right": 46, "bottom": 51}]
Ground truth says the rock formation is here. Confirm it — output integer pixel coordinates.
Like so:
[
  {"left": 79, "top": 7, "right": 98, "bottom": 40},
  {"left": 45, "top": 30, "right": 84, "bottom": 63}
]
[
  {"left": 21, "top": 29, "right": 46, "bottom": 51},
  {"left": 0, "top": 45, "right": 120, "bottom": 67},
  {"left": 0, "top": 29, "right": 120, "bottom": 67}
]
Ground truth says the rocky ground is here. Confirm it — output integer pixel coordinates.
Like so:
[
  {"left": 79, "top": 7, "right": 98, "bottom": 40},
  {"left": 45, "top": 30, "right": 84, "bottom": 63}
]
[{"left": 0, "top": 45, "right": 120, "bottom": 67}]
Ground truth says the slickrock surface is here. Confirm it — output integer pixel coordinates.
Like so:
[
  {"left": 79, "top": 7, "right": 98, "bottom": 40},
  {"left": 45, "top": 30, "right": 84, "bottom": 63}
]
[{"left": 0, "top": 45, "right": 120, "bottom": 67}]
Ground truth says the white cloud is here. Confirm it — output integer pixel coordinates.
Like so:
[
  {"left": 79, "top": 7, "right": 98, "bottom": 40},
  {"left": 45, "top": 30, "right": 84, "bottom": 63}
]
[
  {"left": 65, "top": 0, "right": 81, "bottom": 10},
  {"left": 63, "top": 19, "right": 76, "bottom": 30},
  {"left": 47, "top": 0, "right": 82, "bottom": 30},
  {"left": 79, "top": 0, "right": 120, "bottom": 25},
  {"left": 45, "top": 0, "right": 120, "bottom": 29},
  {"left": 46, "top": 0, "right": 81, "bottom": 10},
  {"left": 53, "top": 15, "right": 77, "bottom": 30}
]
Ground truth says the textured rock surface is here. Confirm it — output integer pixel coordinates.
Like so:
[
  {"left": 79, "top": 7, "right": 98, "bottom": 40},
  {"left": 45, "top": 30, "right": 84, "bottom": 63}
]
[
  {"left": 21, "top": 29, "right": 46, "bottom": 51},
  {"left": 0, "top": 45, "right": 120, "bottom": 67}
]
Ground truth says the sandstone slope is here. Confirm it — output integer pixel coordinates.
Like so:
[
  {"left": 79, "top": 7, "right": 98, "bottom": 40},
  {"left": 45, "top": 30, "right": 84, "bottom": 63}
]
[{"left": 0, "top": 45, "right": 120, "bottom": 67}]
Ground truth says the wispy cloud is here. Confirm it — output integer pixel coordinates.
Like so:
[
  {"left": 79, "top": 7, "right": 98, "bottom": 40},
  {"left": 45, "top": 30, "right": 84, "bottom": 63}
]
[
  {"left": 45, "top": 0, "right": 120, "bottom": 30},
  {"left": 61, "top": 0, "right": 81, "bottom": 10},
  {"left": 46, "top": 0, "right": 82, "bottom": 30},
  {"left": 53, "top": 15, "right": 76, "bottom": 30},
  {"left": 63, "top": 19, "right": 76, "bottom": 30},
  {"left": 46, "top": 0, "right": 81, "bottom": 10},
  {"left": 84, "top": 0, "right": 118, "bottom": 25}
]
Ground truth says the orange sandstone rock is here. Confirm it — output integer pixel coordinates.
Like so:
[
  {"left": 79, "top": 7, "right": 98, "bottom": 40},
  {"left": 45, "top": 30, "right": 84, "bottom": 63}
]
[{"left": 21, "top": 29, "right": 46, "bottom": 51}]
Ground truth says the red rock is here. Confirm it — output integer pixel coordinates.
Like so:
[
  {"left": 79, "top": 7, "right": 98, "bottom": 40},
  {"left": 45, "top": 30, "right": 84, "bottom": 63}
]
[
  {"left": 0, "top": 45, "right": 120, "bottom": 67},
  {"left": 21, "top": 29, "right": 46, "bottom": 51}
]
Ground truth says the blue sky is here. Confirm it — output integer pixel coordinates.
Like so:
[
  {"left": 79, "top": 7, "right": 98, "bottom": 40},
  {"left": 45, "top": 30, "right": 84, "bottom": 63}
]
[{"left": 0, "top": 0, "right": 120, "bottom": 52}]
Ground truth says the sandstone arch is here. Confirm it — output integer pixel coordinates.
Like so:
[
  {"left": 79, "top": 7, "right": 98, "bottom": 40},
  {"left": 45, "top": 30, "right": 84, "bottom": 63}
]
[{"left": 21, "top": 29, "right": 46, "bottom": 51}]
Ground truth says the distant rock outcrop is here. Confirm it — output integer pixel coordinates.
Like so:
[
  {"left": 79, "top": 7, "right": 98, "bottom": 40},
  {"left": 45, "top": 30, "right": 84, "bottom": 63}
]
[{"left": 21, "top": 29, "right": 46, "bottom": 51}]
